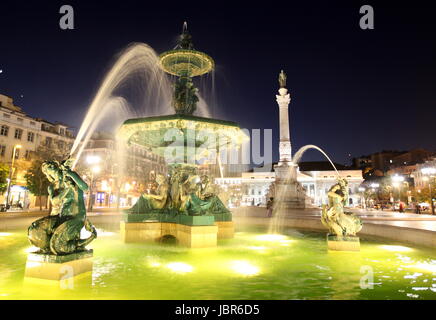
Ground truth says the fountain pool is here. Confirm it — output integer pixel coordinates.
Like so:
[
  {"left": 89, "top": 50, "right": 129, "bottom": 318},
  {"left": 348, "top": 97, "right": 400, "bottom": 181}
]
[{"left": 1, "top": 215, "right": 436, "bottom": 300}]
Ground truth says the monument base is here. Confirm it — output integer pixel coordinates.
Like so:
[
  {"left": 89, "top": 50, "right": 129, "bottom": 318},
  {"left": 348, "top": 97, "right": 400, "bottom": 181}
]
[
  {"left": 24, "top": 249, "right": 93, "bottom": 281},
  {"left": 327, "top": 234, "right": 360, "bottom": 252},
  {"left": 274, "top": 164, "right": 306, "bottom": 209}
]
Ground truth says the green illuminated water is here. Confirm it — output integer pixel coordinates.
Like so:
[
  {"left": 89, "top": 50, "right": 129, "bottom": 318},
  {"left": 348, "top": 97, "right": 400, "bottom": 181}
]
[{"left": 1, "top": 216, "right": 436, "bottom": 300}]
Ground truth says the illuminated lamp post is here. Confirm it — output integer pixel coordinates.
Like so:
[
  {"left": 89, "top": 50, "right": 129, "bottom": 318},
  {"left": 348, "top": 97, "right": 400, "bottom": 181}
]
[
  {"left": 358, "top": 187, "right": 366, "bottom": 209},
  {"left": 421, "top": 167, "right": 436, "bottom": 215},
  {"left": 392, "top": 174, "right": 404, "bottom": 212},
  {"left": 86, "top": 155, "right": 101, "bottom": 212},
  {"left": 5, "top": 144, "right": 22, "bottom": 209},
  {"left": 370, "top": 183, "right": 380, "bottom": 206}
]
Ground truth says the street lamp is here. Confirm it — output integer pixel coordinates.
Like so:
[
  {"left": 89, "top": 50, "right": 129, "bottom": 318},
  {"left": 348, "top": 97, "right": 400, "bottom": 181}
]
[
  {"left": 370, "top": 183, "right": 380, "bottom": 207},
  {"left": 5, "top": 144, "right": 22, "bottom": 209},
  {"left": 87, "top": 155, "right": 101, "bottom": 212},
  {"left": 358, "top": 187, "right": 366, "bottom": 209},
  {"left": 392, "top": 174, "right": 404, "bottom": 211},
  {"left": 421, "top": 167, "right": 436, "bottom": 215}
]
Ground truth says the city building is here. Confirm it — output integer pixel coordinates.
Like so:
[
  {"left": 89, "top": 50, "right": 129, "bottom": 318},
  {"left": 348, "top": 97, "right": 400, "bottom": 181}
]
[
  {"left": 0, "top": 94, "right": 75, "bottom": 207},
  {"left": 75, "top": 131, "right": 168, "bottom": 208},
  {"left": 216, "top": 161, "right": 364, "bottom": 207},
  {"left": 0, "top": 93, "right": 170, "bottom": 210},
  {"left": 412, "top": 157, "right": 436, "bottom": 189}
]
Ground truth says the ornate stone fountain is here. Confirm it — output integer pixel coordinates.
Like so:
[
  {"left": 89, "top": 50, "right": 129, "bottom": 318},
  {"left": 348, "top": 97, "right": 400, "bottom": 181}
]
[{"left": 119, "top": 23, "right": 247, "bottom": 247}]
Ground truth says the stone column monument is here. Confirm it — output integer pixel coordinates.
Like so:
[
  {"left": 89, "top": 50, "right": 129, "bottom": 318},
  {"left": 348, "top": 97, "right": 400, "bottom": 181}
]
[{"left": 273, "top": 70, "right": 306, "bottom": 209}]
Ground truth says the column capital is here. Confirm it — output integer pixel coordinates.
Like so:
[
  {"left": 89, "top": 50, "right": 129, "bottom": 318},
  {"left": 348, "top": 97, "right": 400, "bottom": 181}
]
[
  {"left": 276, "top": 94, "right": 290, "bottom": 105},
  {"left": 276, "top": 88, "right": 291, "bottom": 106}
]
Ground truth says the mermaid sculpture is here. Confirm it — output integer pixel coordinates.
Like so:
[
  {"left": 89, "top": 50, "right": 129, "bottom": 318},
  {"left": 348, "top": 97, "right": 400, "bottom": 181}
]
[
  {"left": 28, "top": 159, "right": 97, "bottom": 255},
  {"left": 180, "top": 174, "right": 229, "bottom": 216},
  {"left": 321, "top": 178, "right": 362, "bottom": 237}
]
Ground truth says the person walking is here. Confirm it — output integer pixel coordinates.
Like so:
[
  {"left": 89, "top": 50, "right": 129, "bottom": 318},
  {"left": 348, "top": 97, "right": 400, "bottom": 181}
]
[{"left": 399, "top": 202, "right": 404, "bottom": 213}]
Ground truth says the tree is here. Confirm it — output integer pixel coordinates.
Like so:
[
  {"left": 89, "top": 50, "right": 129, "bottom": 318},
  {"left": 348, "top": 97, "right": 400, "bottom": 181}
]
[
  {"left": 24, "top": 160, "right": 49, "bottom": 210},
  {"left": 0, "top": 163, "right": 10, "bottom": 194}
]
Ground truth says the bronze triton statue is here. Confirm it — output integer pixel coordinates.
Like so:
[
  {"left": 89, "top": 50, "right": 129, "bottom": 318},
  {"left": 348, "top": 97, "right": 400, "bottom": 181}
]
[
  {"left": 28, "top": 159, "right": 97, "bottom": 255},
  {"left": 321, "top": 178, "right": 362, "bottom": 237}
]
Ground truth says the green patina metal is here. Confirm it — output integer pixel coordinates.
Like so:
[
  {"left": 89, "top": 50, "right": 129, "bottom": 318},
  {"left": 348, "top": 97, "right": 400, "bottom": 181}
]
[
  {"left": 159, "top": 23, "right": 214, "bottom": 115},
  {"left": 321, "top": 178, "right": 363, "bottom": 236},
  {"left": 118, "top": 114, "right": 247, "bottom": 161},
  {"left": 121, "top": 24, "right": 242, "bottom": 224},
  {"left": 122, "top": 213, "right": 215, "bottom": 226},
  {"left": 27, "top": 159, "right": 97, "bottom": 256}
]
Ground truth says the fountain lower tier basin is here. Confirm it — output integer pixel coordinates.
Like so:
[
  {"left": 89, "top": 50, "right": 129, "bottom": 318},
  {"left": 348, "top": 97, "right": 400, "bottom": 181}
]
[{"left": 2, "top": 215, "right": 436, "bottom": 299}]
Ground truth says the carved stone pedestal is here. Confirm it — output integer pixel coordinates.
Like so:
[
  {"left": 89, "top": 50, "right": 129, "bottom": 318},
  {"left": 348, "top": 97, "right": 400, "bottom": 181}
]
[
  {"left": 120, "top": 221, "right": 218, "bottom": 248},
  {"left": 121, "top": 213, "right": 234, "bottom": 247},
  {"left": 327, "top": 234, "right": 360, "bottom": 252},
  {"left": 215, "top": 221, "right": 234, "bottom": 239},
  {"left": 24, "top": 249, "right": 94, "bottom": 281}
]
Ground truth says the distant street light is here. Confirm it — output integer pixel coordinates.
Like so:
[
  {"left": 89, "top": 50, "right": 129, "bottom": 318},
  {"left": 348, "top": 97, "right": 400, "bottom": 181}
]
[
  {"left": 370, "top": 183, "right": 380, "bottom": 205},
  {"left": 5, "top": 144, "right": 22, "bottom": 209},
  {"left": 358, "top": 187, "right": 366, "bottom": 209},
  {"left": 421, "top": 167, "right": 436, "bottom": 215},
  {"left": 86, "top": 155, "right": 101, "bottom": 212},
  {"left": 392, "top": 175, "right": 405, "bottom": 211}
]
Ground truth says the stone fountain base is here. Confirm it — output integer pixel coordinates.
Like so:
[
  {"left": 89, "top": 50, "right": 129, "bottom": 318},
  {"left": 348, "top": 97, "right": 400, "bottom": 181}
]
[
  {"left": 120, "top": 214, "right": 234, "bottom": 248},
  {"left": 326, "top": 234, "right": 360, "bottom": 252},
  {"left": 24, "top": 249, "right": 94, "bottom": 281}
]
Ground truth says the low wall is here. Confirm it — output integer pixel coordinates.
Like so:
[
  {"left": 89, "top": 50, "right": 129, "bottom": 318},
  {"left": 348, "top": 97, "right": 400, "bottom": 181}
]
[{"left": 232, "top": 207, "right": 436, "bottom": 248}]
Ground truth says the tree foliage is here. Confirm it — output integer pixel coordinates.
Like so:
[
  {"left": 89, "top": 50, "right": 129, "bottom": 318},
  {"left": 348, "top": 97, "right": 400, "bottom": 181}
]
[
  {"left": 24, "top": 160, "right": 49, "bottom": 196},
  {"left": 0, "top": 162, "right": 10, "bottom": 194}
]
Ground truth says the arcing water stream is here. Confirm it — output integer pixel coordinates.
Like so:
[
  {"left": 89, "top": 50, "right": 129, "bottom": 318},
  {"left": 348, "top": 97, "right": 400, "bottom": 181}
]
[
  {"left": 70, "top": 42, "right": 212, "bottom": 168},
  {"left": 268, "top": 145, "right": 340, "bottom": 234}
]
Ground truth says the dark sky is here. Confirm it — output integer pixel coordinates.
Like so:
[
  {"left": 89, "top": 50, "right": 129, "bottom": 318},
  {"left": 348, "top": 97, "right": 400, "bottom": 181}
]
[{"left": 0, "top": 1, "right": 435, "bottom": 166}]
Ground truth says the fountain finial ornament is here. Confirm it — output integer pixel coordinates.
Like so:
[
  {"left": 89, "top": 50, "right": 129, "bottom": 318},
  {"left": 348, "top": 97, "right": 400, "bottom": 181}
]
[
  {"left": 159, "top": 22, "right": 214, "bottom": 115},
  {"left": 278, "top": 69, "right": 287, "bottom": 88}
]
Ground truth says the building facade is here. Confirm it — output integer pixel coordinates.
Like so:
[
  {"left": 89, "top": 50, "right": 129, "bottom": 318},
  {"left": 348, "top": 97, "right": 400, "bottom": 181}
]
[
  {"left": 75, "top": 131, "right": 168, "bottom": 208},
  {"left": 216, "top": 162, "right": 364, "bottom": 208},
  {"left": 0, "top": 94, "right": 74, "bottom": 207}
]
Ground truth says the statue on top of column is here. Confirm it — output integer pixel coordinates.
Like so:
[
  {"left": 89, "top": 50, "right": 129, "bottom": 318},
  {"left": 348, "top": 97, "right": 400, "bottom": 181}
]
[{"left": 278, "top": 70, "right": 287, "bottom": 88}]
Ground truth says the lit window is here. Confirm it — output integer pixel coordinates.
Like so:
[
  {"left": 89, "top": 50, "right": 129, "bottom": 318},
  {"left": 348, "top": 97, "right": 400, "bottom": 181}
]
[
  {"left": 0, "top": 125, "right": 9, "bottom": 136},
  {"left": 14, "top": 129, "right": 23, "bottom": 140}
]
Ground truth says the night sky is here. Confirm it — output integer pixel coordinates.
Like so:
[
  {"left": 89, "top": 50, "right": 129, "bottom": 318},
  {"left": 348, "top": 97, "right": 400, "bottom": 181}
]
[{"left": 0, "top": 1, "right": 435, "bottom": 166}]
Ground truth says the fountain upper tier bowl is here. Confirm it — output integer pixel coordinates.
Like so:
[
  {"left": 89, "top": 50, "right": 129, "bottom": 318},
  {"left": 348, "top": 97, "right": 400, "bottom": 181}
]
[
  {"left": 117, "top": 114, "right": 248, "bottom": 159},
  {"left": 159, "top": 49, "right": 214, "bottom": 77}
]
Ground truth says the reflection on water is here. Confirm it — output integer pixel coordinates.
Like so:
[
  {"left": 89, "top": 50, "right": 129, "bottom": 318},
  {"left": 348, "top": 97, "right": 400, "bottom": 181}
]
[{"left": 0, "top": 216, "right": 436, "bottom": 299}]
